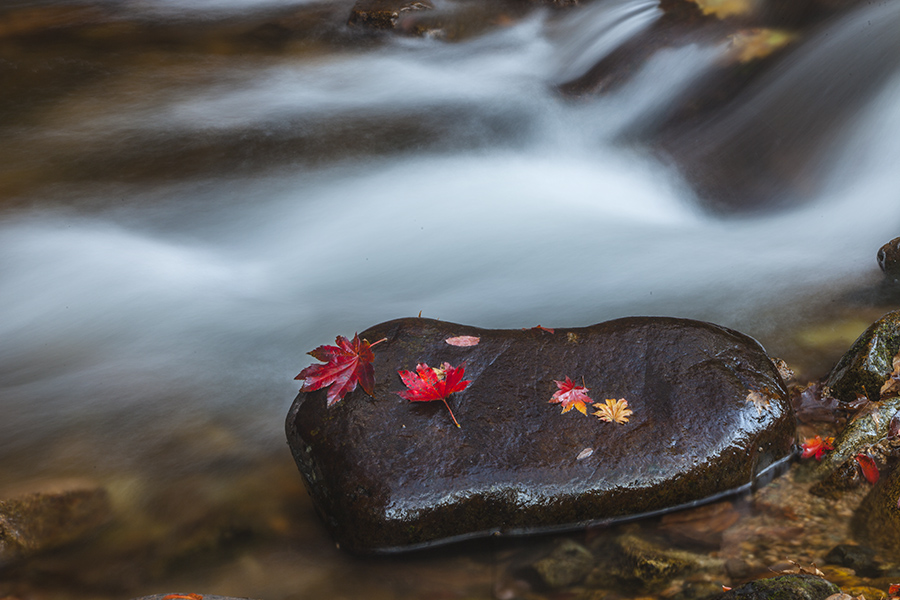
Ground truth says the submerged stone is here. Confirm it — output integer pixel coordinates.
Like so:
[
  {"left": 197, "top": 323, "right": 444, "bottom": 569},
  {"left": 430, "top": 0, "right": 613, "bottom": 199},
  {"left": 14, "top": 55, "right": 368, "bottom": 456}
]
[
  {"left": 0, "top": 479, "right": 112, "bottom": 566},
  {"left": 716, "top": 574, "right": 839, "bottom": 600},
  {"left": 285, "top": 317, "right": 795, "bottom": 553}
]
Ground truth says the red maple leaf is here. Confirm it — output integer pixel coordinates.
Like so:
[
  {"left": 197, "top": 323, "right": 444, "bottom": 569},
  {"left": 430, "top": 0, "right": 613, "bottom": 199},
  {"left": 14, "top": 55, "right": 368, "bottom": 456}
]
[
  {"left": 396, "top": 362, "right": 471, "bottom": 427},
  {"left": 549, "top": 377, "right": 592, "bottom": 415},
  {"left": 295, "top": 333, "right": 385, "bottom": 407},
  {"left": 855, "top": 453, "right": 880, "bottom": 484},
  {"left": 799, "top": 435, "right": 834, "bottom": 461}
]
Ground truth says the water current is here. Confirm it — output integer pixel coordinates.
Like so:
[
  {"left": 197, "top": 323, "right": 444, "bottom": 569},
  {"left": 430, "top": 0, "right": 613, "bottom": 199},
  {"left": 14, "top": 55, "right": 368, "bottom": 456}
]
[{"left": 2, "top": 0, "right": 900, "bottom": 596}]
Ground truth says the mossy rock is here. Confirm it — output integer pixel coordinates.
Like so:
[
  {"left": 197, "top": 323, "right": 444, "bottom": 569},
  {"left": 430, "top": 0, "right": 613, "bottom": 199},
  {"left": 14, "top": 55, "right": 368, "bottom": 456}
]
[{"left": 825, "top": 310, "right": 900, "bottom": 403}]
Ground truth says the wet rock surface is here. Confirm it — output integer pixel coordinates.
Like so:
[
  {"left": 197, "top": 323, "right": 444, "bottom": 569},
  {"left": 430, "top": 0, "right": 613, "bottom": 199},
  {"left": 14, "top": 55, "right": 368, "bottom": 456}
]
[
  {"left": 0, "top": 479, "right": 112, "bottom": 566},
  {"left": 716, "top": 574, "right": 840, "bottom": 599},
  {"left": 286, "top": 316, "right": 795, "bottom": 553},
  {"left": 824, "top": 310, "right": 900, "bottom": 403},
  {"left": 852, "top": 458, "right": 900, "bottom": 555},
  {"left": 878, "top": 237, "right": 900, "bottom": 283}
]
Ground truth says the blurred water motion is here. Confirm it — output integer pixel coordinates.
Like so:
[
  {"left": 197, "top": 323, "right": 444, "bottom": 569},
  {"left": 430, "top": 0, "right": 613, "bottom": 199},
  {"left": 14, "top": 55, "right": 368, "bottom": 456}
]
[{"left": 1, "top": 0, "right": 900, "bottom": 595}]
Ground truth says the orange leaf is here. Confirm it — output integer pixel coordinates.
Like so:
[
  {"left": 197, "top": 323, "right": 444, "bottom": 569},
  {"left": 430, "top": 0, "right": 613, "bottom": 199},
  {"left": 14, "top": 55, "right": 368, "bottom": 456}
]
[
  {"left": 593, "top": 398, "right": 633, "bottom": 424},
  {"left": 800, "top": 435, "right": 834, "bottom": 460}
]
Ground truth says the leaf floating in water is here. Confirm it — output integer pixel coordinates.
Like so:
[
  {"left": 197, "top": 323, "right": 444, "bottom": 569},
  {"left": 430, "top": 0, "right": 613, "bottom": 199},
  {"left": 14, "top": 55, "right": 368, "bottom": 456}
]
[
  {"left": 445, "top": 335, "right": 480, "bottom": 347},
  {"left": 549, "top": 377, "right": 592, "bottom": 415},
  {"left": 576, "top": 447, "right": 594, "bottom": 460},
  {"left": 593, "top": 398, "right": 633, "bottom": 424},
  {"left": 855, "top": 453, "right": 880, "bottom": 484},
  {"left": 775, "top": 559, "right": 825, "bottom": 577},
  {"left": 726, "top": 28, "right": 797, "bottom": 63},
  {"left": 691, "top": 0, "right": 757, "bottom": 19},
  {"left": 800, "top": 435, "right": 834, "bottom": 460}
]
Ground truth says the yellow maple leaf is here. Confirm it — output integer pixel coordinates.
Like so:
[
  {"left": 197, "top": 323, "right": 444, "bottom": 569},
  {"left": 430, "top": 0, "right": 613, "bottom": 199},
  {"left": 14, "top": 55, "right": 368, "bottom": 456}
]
[
  {"left": 746, "top": 390, "right": 771, "bottom": 416},
  {"left": 593, "top": 398, "right": 633, "bottom": 424}
]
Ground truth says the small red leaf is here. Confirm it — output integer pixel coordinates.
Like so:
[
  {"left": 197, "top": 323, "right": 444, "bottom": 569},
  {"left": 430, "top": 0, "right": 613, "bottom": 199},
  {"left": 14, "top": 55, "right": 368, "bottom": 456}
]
[
  {"left": 523, "top": 325, "right": 555, "bottom": 333},
  {"left": 856, "top": 453, "right": 880, "bottom": 484},
  {"left": 800, "top": 435, "right": 834, "bottom": 461},
  {"left": 396, "top": 362, "right": 471, "bottom": 427},
  {"left": 445, "top": 335, "right": 480, "bottom": 347},
  {"left": 296, "top": 334, "right": 385, "bottom": 406},
  {"left": 888, "top": 582, "right": 900, "bottom": 599},
  {"left": 162, "top": 595, "right": 203, "bottom": 600}
]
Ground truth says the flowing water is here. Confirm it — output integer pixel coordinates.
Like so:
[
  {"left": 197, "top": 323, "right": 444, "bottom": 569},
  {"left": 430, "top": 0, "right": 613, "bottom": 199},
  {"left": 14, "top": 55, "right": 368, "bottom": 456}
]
[{"left": 2, "top": 0, "right": 900, "bottom": 597}]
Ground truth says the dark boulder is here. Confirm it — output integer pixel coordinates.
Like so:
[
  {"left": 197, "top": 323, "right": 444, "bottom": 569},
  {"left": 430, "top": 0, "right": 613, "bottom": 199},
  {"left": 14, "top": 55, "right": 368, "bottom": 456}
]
[{"left": 285, "top": 317, "right": 795, "bottom": 553}]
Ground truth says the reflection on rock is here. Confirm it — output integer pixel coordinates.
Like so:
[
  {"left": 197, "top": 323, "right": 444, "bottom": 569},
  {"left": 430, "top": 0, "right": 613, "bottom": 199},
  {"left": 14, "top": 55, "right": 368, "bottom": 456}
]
[{"left": 286, "top": 316, "right": 795, "bottom": 553}]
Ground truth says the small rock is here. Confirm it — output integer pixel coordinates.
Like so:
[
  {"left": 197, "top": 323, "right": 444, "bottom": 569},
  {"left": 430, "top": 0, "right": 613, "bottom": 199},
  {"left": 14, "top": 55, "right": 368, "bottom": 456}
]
[
  {"left": 347, "top": 0, "right": 433, "bottom": 30},
  {"left": 824, "top": 543, "right": 880, "bottom": 577},
  {"left": 716, "top": 574, "right": 840, "bottom": 600},
  {"left": 532, "top": 539, "right": 594, "bottom": 588},
  {"left": 0, "top": 479, "right": 112, "bottom": 566},
  {"left": 824, "top": 310, "right": 900, "bottom": 403},
  {"left": 877, "top": 237, "right": 900, "bottom": 282},
  {"left": 851, "top": 456, "right": 900, "bottom": 555},
  {"left": 132, "top": 595, "right": 261, "bottom": 600},
  {"left": 587, "top": 532, "right": 723, "bottom": 590}
]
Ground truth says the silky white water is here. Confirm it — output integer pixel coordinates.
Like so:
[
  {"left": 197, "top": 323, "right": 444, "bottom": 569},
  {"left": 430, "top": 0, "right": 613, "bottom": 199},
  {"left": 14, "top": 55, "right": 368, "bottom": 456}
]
[{"left": 2, "top": 0, "right": 900, "bottom": 474}]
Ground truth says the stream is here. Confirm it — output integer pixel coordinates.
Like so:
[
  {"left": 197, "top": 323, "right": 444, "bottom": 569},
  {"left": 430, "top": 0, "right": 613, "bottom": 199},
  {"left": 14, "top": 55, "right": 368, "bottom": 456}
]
[{"left": 2, "top": 0, "right": 900, "bottom": 597}]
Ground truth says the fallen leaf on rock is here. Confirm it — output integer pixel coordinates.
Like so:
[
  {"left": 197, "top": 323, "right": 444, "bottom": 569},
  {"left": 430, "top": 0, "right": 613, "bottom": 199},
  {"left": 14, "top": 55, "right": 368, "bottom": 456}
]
[
  {"left": 524, "top": 325, "right": 555, "bottom": 334},
  {"left": 445, "top": 335, "right": 480, "bottom": 347},
  {"left": 774, "top": 559, "right": 825, "bottom": 577},
  {"left": 397, "top": 362, "right": 471, "bottom": 427},
  {"left": 549, "top": 377, "right": 592, "bottom": 415},
  {"left": 800, "top": 435, "right": 834, "bottom": 460},
  {"left": 576, "top": 447, "right": 594, "bottom": 460},
  {"left": 726, "top": 28, "right": 796, "bottom": 63},
  {"left": 593, "top": 398, "right": 633, "bottom": 424},
  {"left": 296, "top": 334, "right": 386, "bottom": 407},
  {"left": 746, "top": 390, "right": 771, "bottom": 416},
  {"left": 162, "top": 595, "right": 203, "bottom": 600},
  {"left": 855, "top": 453, "right": 880, "bottom": 484},
  {"left": 772, "top": 357, "right": 794, "bottom": 382},
  {"left": 881, "top": 353, "right": 900, "bottom": 398}
]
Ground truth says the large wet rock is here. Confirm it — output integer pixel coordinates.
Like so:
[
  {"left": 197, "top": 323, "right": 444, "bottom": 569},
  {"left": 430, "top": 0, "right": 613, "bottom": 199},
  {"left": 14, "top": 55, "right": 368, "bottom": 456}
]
[{"left": 285, "top": 317, "right": 795, "bottom": 553}]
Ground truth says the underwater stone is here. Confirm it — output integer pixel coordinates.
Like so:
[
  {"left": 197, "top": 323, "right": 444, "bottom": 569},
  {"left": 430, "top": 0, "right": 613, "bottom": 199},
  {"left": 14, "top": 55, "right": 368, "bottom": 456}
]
[
  {"left": 716, "top": 574, "right": 839, "bottom": 600},
  {"left": 0, "top": 479, "right": 112, "bottom": 565},
  {"left": 285, "top": 317, "right": 795, "bottom": 553},
  {"left": 852, "top": 459, "right": 900, "bottom": 555}
]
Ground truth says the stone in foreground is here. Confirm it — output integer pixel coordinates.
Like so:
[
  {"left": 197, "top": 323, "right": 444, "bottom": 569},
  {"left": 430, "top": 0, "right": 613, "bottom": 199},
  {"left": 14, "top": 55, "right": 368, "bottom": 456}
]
[{"left": 285, "top": 317, "right": 795, "bottom": 553}]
